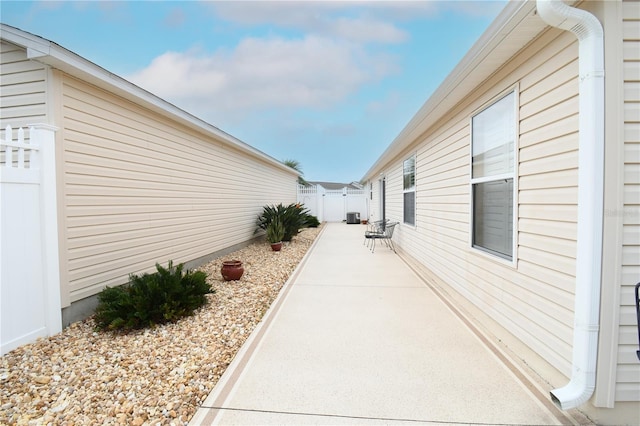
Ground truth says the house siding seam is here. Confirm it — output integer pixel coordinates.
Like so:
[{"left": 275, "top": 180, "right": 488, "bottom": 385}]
[
  {"left": 0, "top": 41, "right": 48, "bottom": 129},
  {"left": 618, "top": 0, "right": 640, "bottom": 402},
  {"left": 379, "top": 30, "right": 581, "bottom": 378},
  {"left": 365, "top": 1, "right": 638, "bottom": 421},
  {"left": 59, "top": 75, "right": 296, "bottom": 302}
]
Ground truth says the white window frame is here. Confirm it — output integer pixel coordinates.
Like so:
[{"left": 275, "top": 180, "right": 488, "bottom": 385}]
[
  {"left": 469, "top": 89, "right": 518, "bottom": 264},
  {"left": 403, "top": 154, "right": 416, "bottom": 226}
]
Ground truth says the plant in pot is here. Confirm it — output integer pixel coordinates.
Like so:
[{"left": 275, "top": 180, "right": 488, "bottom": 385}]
[
  {"left": 256, "top": 203, "right": 313, "bottom": 242},
  {"left": 266, "top": 219, "right": 285, "bottom": 251}
]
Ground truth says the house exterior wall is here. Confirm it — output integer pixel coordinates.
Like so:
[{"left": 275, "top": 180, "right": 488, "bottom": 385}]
[
  {"left": 373, "top": 27, "right": 581, "bottom": 376},
  {"left": 619, "top": 0, "right": 640, "bottom": 402},
  {"left": 368, "top": 3, "right": 639, "bottom": 421},
  {"left": 57, "top": 74, "right": 297, "bottom": 304},
  {"left": 0, "top": 41, "right": 48, "bottom": 129},
  {"left": 369, "top": 179, "right": 382, "bottom": 224},
  {"left": 1, "top": 37, "right": 298, "bottom": 310}
]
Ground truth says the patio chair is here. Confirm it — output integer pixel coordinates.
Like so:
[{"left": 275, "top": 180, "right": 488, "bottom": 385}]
[
  {"left": 363, "top": 219, "right": 390, "bottom": 247},
  {"left": 365, "top": 221, "right": 398, "bottom": 253}
]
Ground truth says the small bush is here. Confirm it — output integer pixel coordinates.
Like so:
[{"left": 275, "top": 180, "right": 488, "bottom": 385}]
[
  {"left": 93, "top": 261, "right": 213, "bottom": 331},
  {"left": 304, "top": 214, "right": 320, "bottom": 228}
]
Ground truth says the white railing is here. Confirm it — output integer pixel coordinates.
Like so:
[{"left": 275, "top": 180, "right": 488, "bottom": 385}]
[{"left": 1, "top": 126, "right": 40, "bottom": 176}]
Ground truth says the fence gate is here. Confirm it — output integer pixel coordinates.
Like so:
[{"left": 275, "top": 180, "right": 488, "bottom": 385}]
[
  {"left": 297, "top": 185, "right": 368, "bottom": 223},
  {"left": 1, "top": 124, "right": 61, "bottom": 355}
]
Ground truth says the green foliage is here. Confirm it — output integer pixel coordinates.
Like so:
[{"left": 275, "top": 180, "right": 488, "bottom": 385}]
[
  {"left": 304, "top": 214, "right": 320, "bottom": 228},
  {"left": 266, "top": 219, "right": 285, "bottom": 243},
  {"left": 93, "top": 261, "right": 212, "bottom": 331},
  {"left": 283, "top": 159, "right": 309, "bottom": 187},
  {"left": 257, "top": 203, "right": 313, "bottom": 241}
]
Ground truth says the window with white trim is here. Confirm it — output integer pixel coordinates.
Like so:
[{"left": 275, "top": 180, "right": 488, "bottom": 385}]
[
  {"left": 471, "top": 91, "right": 516, "bottom": 260},
  {"left": 403, "top": 155, "right": 416, "bottom": 226}
]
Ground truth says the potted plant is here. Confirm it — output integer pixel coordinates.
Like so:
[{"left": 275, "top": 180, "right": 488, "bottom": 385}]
[
  {"left": 221, "top": 259, "right": 244, "bottom": 281},
  {"left": 266, "top": 219, "right": 285, "bottom": 251}
]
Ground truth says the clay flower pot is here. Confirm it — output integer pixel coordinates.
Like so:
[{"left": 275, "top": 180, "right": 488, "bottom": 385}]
[
  {"left": 270, "top": 242, "right": 283, "bottom": 251},
  {"left": 221, "top": 260, "right": 244, "bottom": 281}
]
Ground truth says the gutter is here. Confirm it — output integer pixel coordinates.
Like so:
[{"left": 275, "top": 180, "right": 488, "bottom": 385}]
[
  {"left": 361, "top": 1, "right": 538, "bottom": 182},
  {"left": 536, "top": 0, "right": 605, "bottom": 410},
  {"left": 0, "top": 24, "right": 296, "bottom": 177}
]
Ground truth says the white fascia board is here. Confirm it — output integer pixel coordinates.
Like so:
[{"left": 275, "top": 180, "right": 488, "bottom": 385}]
[
  {"left": 362, "top": 0, "right": 542, "bottom": 181},
  {"left": 0, "top": 24, "right": 296, "bottom": 177}
]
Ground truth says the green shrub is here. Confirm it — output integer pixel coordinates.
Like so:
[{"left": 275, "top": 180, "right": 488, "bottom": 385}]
[
  {"left": 93, "top": 261, "right": 212, "bottom": 331},
  {"left": 257, "top": 203, "right": 312, "bottom": 241},
  {"left": 303, "top": 213, "right": 320, "bottom": 228}
]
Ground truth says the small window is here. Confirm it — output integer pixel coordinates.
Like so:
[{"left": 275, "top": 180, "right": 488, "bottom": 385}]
[
  {"left": 471, "top": 92, "right": 516, "bottom": 260},
  {"left": 403, "top": 155, "right": 416, "bottom": 226}
]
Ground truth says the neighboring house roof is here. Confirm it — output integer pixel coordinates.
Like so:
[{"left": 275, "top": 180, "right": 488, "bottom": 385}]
[
  {"left": 309, "top": 181, "right": 362, "bottom": 190},
  {"left": 362, "top": 1, "right": 545, "bottom": 181},
  {"left": 0, "top": 23, "right": 298, "bottom": 177}
]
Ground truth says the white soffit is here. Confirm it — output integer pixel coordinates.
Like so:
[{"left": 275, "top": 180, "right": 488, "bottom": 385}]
[{"left": 363, "top": 1, "right": 547, "bottom": 180}]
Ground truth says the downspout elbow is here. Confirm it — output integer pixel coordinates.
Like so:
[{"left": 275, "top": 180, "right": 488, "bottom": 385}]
[{"left": 536, "top": 0, "right": 605, "bottom": 411}]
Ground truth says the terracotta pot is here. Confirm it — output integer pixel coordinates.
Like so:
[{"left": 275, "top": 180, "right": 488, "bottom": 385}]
[
  {"left": 221, "top": 260, "right": 244, "bottom": 281},
  {"left": 270, "top": 242, "right": 283, "bottom": 251}
]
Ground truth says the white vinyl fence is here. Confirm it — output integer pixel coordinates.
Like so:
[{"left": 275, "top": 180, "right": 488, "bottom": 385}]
[
  {"left": 1, "top": 124, "right": 61, "bottom": 355},
  {"left": 297, "top": 184, "right": 368, "bottom": 223}
]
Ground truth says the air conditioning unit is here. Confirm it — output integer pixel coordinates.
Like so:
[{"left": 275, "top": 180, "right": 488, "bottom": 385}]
[{"left": 346, "top": 212, "right": 360, "bottom": 224}]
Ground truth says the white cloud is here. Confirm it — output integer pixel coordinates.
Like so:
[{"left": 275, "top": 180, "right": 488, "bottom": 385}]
[
  {"left": 163, "top": 8, "right": 187, "bottom": 28},
  {"left": 365, "top": 90, "right": 401, "bottom": 115},
  {"left": 207, "top": 1, "right": 409, "bottom": 44},
  {"left": 205, "top": 1, "right": 505, "bottom": 39},
  {"left": 330, "top": 16, "right": 407, "bottom": 43},
  {"left": 126, "top": 35, "right": 398, "bottom": 121}
]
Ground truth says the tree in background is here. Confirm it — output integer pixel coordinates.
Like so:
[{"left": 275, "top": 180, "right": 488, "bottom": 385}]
[{"left": 284, "top": 159, "right": 309, "bottom": 187}]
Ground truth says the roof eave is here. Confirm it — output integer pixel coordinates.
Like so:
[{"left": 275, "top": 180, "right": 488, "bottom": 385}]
[
  {"left": 0, "top": 24, "right": 297, "bottom": 177},
  {"left": 362, "top": 0, "right": 545, "bottom": 181}
]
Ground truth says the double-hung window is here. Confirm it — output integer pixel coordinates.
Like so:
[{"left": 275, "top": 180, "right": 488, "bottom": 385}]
[
  {"left": 471, "top": 91, "right": 516, "bottom": 260},
  {"left": 403, "top": 155, "right": 416, "bottom": 226}
]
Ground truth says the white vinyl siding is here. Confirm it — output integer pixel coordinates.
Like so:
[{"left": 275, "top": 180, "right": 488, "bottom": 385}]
[
  {"left": 59, "top": 76, "right": 296, "bottom": 302},
  {"left": 0, "top": 41, "right": 48, "bottom": 129},
  {"left": 378, "top": 29, "right": 580, "bottom": 377},
  {"left": 364, "top": 2, "right": 638, "bottom": 420},
  {"left": 618, "top": 0, "right": 640, "bottom": 402}
]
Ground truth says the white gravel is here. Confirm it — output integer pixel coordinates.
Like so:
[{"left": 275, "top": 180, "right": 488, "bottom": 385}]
[{"left": 1, "top": 226, "right": 322, "bottom": 425}]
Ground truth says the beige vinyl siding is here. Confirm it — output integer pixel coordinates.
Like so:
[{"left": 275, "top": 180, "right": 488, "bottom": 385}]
[
  {"left": 369, "top": 178, "right": 383, "bottom": 223},
  {"left": 618, "top": 0, "right": 640, "bottom": 402},
  {"left": 384, "top": 164, "right": 403, "bottom": 226},
  {"left": 382, "top": 29, "right": 580, "bottom": 376},
  {"left": 0, "top": 42, "right": 48, "bottom": 129},
  {"left": 59, "top": 75, "right": 296, "bottom": 302}
]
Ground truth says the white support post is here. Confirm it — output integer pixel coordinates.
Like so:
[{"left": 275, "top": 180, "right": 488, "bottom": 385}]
[
  {"left": 317, "top": 185, "right": 325, "bottom": 223},
  {"left": 30, "top": 123, "right": 62, "bottom": 336}
]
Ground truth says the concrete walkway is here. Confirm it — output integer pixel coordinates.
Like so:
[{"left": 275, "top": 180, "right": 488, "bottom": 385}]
[{"left": 190, "top": 223, "right": 574, "bottom": 425}]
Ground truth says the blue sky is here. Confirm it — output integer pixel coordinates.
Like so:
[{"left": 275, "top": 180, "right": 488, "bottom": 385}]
[{"left": 1, "top": 1, "right": 506, "bottom": 183}]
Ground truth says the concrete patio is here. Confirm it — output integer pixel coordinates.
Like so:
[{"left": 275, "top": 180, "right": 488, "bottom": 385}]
[{"left": 190, "top": 222, "right": 581, "bottom": 425}]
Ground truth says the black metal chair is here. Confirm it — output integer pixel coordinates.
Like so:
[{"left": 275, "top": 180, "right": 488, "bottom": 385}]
[
  {"left": 365, "top": 221, "right": 398, "bottom": 253},
  {"left": 363, "top": 219, "right": 389, "bottom": 248},
  {"left": 635, "top": 282, "right": 640, "bottom": 360}
]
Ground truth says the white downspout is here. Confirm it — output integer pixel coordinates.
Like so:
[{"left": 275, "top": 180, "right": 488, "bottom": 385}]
[{"left": 536, "top": 0, "right": 605, "bottom": 410}]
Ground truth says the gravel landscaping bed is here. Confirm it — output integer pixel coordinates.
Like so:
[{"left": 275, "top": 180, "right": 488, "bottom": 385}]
[{"left": 1, "top": 226, "right": 322, "bottom": 425}]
